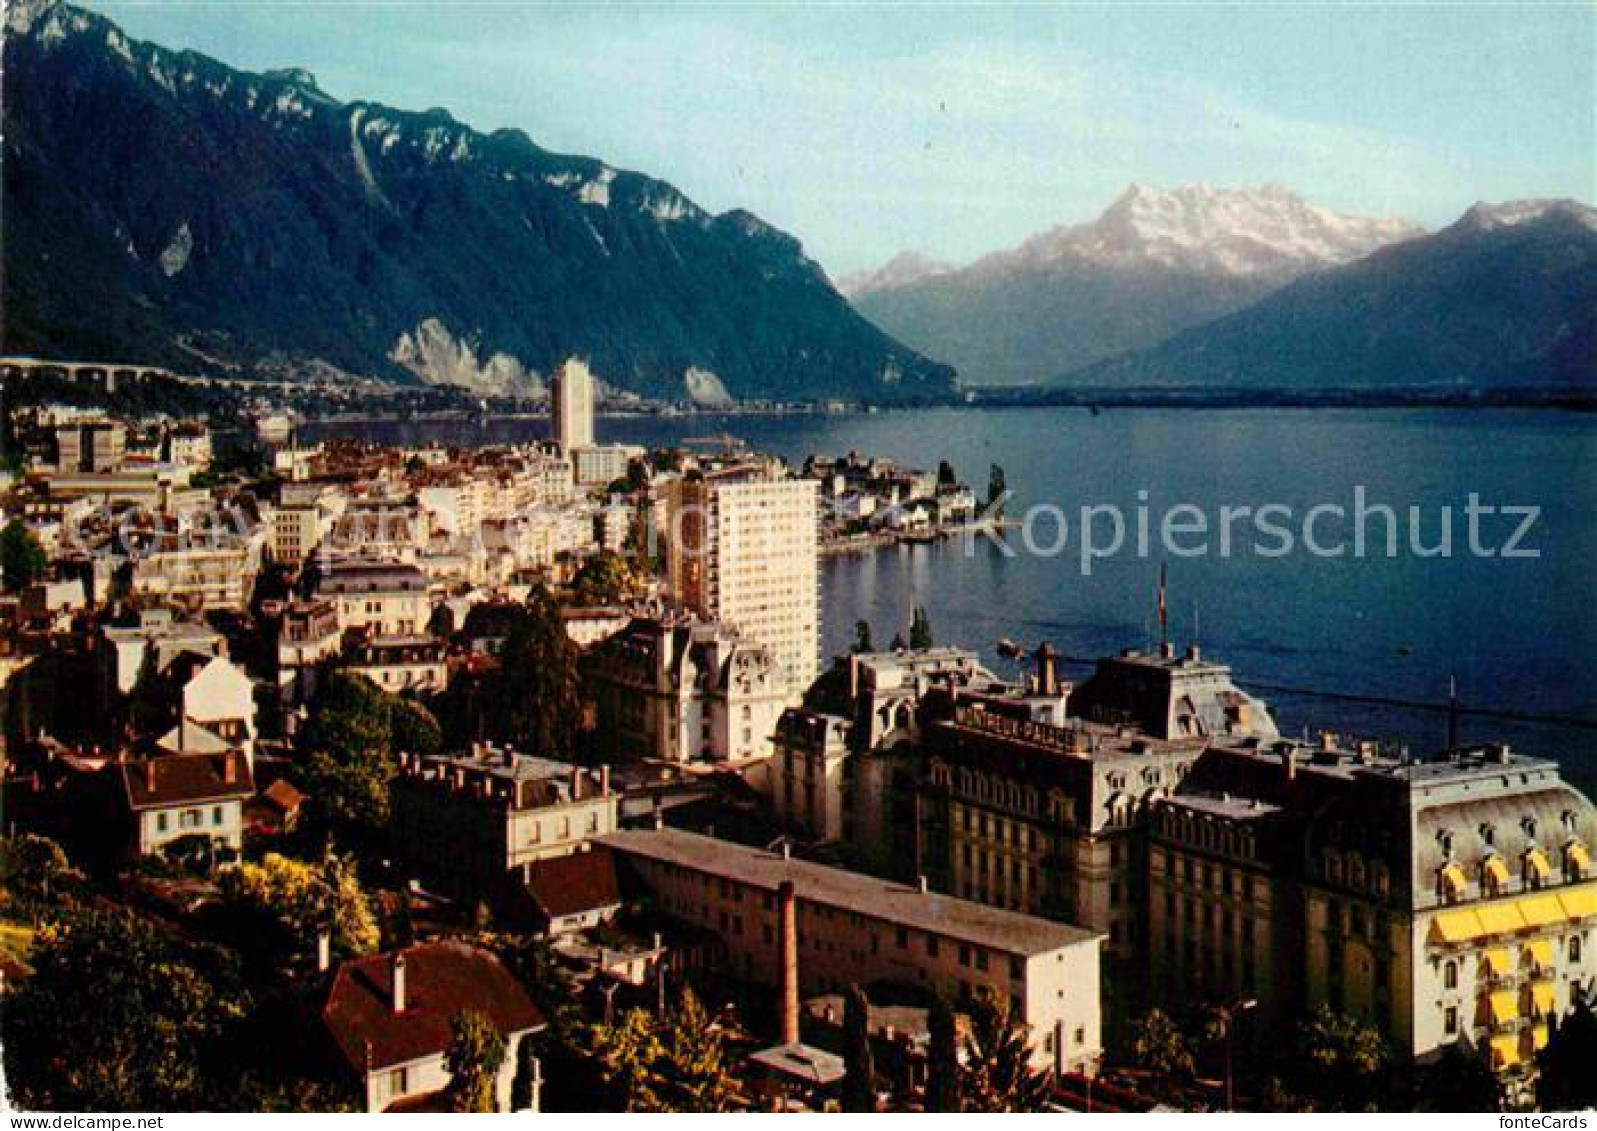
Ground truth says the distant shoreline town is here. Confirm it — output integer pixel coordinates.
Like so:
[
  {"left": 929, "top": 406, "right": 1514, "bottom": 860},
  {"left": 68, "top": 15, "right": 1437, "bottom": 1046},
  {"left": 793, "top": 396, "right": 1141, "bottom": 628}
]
[{"left": 3, "top": 357, "right": 1594, "bottom": 439}]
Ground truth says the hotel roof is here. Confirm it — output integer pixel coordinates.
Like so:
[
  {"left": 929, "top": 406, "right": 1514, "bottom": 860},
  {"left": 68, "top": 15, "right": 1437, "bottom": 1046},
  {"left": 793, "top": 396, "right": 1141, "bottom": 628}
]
[{"left": 600, "top": 827, "right": 1100, "bottom": 957}]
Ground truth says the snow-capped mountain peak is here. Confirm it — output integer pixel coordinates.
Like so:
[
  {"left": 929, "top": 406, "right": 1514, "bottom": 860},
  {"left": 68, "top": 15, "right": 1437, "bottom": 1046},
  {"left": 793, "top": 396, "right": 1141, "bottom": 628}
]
[
  {"left": 1458, "top": 198, "right": 1597, "bottom": 234},
  {"left": 836, "top": 250, "right": 956, "bottom": 298},
  {"left": 982, "top": 183, "right": 1424, "bottom": 279}
]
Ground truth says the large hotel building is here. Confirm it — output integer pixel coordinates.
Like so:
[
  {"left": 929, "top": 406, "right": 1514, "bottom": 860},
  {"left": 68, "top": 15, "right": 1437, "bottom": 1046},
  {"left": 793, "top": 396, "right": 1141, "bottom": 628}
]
[{"left": 662, "top": 463, "right": 820, "bottom": 699}]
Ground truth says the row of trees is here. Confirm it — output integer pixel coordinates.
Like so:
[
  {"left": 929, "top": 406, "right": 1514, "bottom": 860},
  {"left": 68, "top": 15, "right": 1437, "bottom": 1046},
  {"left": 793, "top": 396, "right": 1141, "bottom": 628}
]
[
  {"left": 850, "top": 606, "right": 935, "bottom": 656},
  {"left": 1126, "top": 1000, "right": 1597, "bottom": 1112},
  {"left": 842, "top": 985, "right": 1052, "bottom": 1113},
  {"left": 2, "top": 899, "right": 353, "bottom": 1110}
]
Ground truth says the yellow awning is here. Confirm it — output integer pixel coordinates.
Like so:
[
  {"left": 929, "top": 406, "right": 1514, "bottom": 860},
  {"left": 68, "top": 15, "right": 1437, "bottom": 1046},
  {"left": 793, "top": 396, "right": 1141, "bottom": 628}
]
[
  {"left": 1526, "top": 939, "right": 1555, "bottom": 970},
  {"left": 1476, "top": 901, "right": 1526, "bottom": 936},
  {"left": 1559, "top": 886, "right": 1597, "bottom": 921},
  {"left": 1490, "top": 1034, "right": 1520, "bottom": 1069},
  {"left": 1569, "top": 843, "right": 1592, "bottom": 875},
  {"left": 1525, "top": 850, "right": 1551, "bottom": 880},
  {"left": 1518, "top": 894, "right": 1565, "bottom": 929},
  {"left": 1440, "top": 863, "right": 1469, "bottom": 897},
  {"left": 1528, "top": 982, "right": 1556, "bottom": 1017},
  {"left": 1430, "top": 909, "right": 1485, "bottom": 944},
  {"left": 1488, "top": 990, "right": 1518, "bottom": 1025},
  {"left": 1481, "top": 948, "right": 1513, "bottom": 977},
  {"left": 1530, "top": 1023, "right": 1550, "bottom": 1052},
  {"left": 1484, "top": 857, "right": 1511, "bottom": 886}
]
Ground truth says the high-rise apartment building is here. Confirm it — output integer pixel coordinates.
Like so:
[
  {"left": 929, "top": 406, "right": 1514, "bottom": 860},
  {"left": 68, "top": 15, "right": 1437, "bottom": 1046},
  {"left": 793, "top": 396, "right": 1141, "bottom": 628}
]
[
  {"left": 550, "top": 358, "right": 595, "bottom": 452},
  {"left": 663, "top": 463, "right": 819, "bottom": 699}
]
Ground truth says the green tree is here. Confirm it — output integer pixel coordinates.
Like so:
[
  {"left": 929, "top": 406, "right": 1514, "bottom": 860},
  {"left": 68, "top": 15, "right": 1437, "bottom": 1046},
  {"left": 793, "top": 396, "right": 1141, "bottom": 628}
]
[
  {"left": 1129, "top": 1008, "right": 1196, "bottom": 1090},
  {"left": 926, "top": 991, "right": 961, "bottom": 1113},
  {"left": 1287, "top": 1006, "right": 1392, "bottom": 1112},
  {"left": 842, "top": 983, "right": 877, "bottom": 1112},
  {"left": 909, "top": 606, "right": 934, "bottom": 650},
  {"left": 444, "top": 1009, "right": 508, "bottom": 1113},
  {"left": 571, "top": 550, "right": 632, "bottom": 606},
  {"left": 220, "top": 851, "right": 378, "bottom": 967},
  {"left": 591, "top": 1008, "right": 666, "bottom": 1112},
  {"left": 959, "top": 988, "right": 1051, "bottom": 1113},
  {"left": 1416, "top": 1043, "right": 1499, "bottom": 1112},
  {"left": 296, "top": 672, "right": 440, "bottom": 842},
  {"left": 0, "top": 519, "right": 46, "bottom": 592},
  {"left": 987, "top": 464, "right": 1007, "bottom": 510},
  {"left": 464, "top": 587, "right": 583, "bottom": 760},
  {"left": 2, "top": 907, "right": 243, "bottom": 1110},
  {"left": 0, "top": 834, "right": 87, "bottom": 923},
  {"left": 1538, "top": 996, "right": 1597, "bottom": 1111},
  {"left": 659, "top": 987, "right": 738, "bottom": 1112},
  {"left": 851, "top": 620, "right": 874, "bottom": 655}
]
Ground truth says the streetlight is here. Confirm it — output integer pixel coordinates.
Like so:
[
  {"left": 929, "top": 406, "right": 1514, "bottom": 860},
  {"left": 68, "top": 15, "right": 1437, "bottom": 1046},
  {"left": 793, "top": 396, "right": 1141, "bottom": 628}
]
[{"left": 1213, "top": 998, "right": 1257, "bottom": 1112}]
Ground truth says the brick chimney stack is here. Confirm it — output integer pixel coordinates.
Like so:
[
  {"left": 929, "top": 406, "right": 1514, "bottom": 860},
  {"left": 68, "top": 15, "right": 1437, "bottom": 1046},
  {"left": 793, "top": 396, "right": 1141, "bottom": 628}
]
[{"left": 777, "top": 880, "right": 799, "bottom": 1045}]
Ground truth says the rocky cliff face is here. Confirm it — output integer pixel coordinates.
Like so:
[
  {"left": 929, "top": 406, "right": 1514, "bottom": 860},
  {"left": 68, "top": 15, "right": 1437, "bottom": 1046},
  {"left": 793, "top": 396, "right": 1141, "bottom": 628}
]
[{"left": 3, "top": 0, "right": 954, "bottom": 403}]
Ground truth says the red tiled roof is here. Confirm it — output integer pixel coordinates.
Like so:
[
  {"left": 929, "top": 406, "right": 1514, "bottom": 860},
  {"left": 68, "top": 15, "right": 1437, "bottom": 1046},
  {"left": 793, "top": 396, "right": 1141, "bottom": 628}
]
[
  {"left": 258, "top": 778, "right": 305, "bottom": 815},
  {"left": 524, "top": 846, "right": 624, "bottom": 920},
  {"left": 322, "top": 941, "right": 543, "bottom": 1072},
  {"left": 120, "top": 752, "right": 254, "bottom": 810}
]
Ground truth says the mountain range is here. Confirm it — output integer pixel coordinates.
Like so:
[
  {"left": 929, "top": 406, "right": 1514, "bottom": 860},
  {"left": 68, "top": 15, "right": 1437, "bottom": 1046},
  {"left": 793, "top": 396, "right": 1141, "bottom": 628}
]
[
  {"left": 848, "top": 184, "right": 1428, "bottom": 385},
  {"left": 1074, "top": 199, "right": 1597, "bottom": 389},
  {"left": 1, "top": 0, "right": 953, "bottom": 403}
]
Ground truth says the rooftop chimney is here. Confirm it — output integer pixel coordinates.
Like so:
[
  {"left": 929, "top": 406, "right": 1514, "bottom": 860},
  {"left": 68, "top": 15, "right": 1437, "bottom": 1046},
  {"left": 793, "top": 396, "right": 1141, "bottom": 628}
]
[
  {"left": 391, "top": 952, "right": 407, "bottom": 1014},
  {"left": 600, "top": 765, "right": 611, "bottom": 795},
  {"left": 777, "top": 880, "right": 799, "bottom": 1046},
  {"left": 570, "top": 767, "right": 583, "bottom": 801},
  {"left": 1036, "top": 643, "right": 1058, "bottom": 696}
]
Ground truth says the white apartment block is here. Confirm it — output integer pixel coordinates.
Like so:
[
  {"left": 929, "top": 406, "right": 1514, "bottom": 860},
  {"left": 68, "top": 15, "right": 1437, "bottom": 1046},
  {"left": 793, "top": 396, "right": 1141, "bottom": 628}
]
[
  {"left": 315, "top": 561, "right": 432, "bottom": 637},
  {"left": 601, "top": 827, "right": 1104, "bottom": 1074},
  {"left": 664, "top": 466, "right": 819, "bottom": 699},
  {"left": 269, "top": 502, "right": 327, "bottom": 568},
  {"left": 550, "top": 359, "right": 595, "bottom": 452},
  {"left": 570, "top": 443, "right": 643, "bottom": 488}
]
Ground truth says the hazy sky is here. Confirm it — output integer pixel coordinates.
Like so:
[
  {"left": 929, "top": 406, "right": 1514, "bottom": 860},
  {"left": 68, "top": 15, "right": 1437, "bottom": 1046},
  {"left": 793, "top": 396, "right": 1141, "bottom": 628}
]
[{"left": 93, "top": 1, "right": 1595, "bottom": 275}]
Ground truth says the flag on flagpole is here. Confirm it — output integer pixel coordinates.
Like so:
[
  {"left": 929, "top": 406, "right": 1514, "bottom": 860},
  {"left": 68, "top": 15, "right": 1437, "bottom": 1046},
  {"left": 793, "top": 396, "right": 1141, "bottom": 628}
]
[{"left": 1158, "top": 563, "right": 1168, "bottom": 644}]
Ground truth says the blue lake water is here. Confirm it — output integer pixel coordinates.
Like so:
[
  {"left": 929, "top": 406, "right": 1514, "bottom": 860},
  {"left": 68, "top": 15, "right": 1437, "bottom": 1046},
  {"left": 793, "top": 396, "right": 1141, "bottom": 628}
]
[{"left": 302, "top": 407, "right": 1597, "bottom": 792}]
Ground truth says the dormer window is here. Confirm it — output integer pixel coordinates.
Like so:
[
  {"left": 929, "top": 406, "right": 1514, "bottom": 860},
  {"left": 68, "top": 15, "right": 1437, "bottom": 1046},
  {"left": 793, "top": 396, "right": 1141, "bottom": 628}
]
[
  {"left": 1524, "top": 847, "right": 1551, "bottom": 890},
  {"left": 1566, "top": 841, "right": 1591, "bottom": 881},
  {"left": 1438, "top": 862, "right": 1468, "bottom": 904},
  {"left": 1479, "top": 823, "right": 1496, "bottom": 848},
  {"left": 1482, "top": 854, "right": 1511, "bottom": 897}
]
